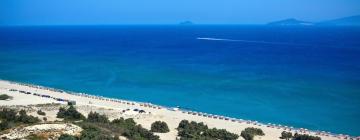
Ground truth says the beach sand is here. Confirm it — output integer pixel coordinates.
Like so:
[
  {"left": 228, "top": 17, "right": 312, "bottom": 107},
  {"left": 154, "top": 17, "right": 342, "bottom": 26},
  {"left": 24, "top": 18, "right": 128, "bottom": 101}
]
[{"left": 0, "top": 80, "right": 345, "bottom": 140}]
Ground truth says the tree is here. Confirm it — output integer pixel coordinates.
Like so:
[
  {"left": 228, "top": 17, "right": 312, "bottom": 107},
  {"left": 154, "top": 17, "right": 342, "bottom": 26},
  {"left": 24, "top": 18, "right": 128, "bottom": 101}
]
[
  {"left": 280, "top": 131, "right": 293, "bottom": 140},
  {"left": 240, "top": 127, "right": 265, "bottom": 140},
  {"left": 151, "top": 121, "right": 170, "bottom": 133},
  {"left": 87, "top": 111, "right": 109, "bottom": 123}
]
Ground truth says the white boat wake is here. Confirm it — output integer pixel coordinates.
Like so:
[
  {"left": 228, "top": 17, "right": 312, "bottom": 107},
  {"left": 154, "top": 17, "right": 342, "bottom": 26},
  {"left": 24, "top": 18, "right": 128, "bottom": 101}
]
[
  {"left": 197, "top": 37, "right": 314, "bottom": 46},
  {"left": 197, "top": 38, "right": 240, "bottom": 42}
]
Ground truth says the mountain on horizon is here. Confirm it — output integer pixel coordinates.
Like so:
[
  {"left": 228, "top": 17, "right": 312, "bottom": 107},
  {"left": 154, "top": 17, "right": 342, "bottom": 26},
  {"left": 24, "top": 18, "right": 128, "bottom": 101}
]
[
  {"left": 318, "top": 15, "right": 360, "bottom": 26},
  {"left": 268, "top": 15, "right": 360, "bottom": 26},
  {"left": 267, "top": 18, "right": 313, "bottom": 26},
  {"left": 179, "top": 21, "right": 194, "bottom": 25}
]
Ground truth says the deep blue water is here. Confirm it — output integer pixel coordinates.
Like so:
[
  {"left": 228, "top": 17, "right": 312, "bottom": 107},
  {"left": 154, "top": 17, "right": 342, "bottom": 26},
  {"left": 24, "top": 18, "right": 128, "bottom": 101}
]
[{"left": 0, "top": 25, "right": 359, "bottom": 136}]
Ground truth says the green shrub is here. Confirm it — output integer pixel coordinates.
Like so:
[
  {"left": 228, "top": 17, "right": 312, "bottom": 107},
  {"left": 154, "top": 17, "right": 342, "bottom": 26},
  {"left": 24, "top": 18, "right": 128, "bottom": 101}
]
[
  {"left": 87, "top": 111, "right": 109, "bottom": 123},
  {"left": 58, "top": 134, "right": 78, "bottom": 140},
  {"left": 294, "top": 133, "right": 321, "bottom": 140},
  {"left": 111, "top": 118, "right": 159, "bottom": 140},
  {"left": 0, "top": 108, "right": 17, "bottom": 121},
  {"left": 240, "top": 127, "right": 265, "bottom": 140},
  {"left": 151, "top": 121, "right": 170, "bottom": 133},
  {"left": 0, "top": 94, "right": 12, "bottom": 100},
  {"left": 0, "top": 109, "right": 39, "bottom": 131},
  {"left": 280, "top": 131, "right": 293, "bottom": 140},
  {"left": 0, "top": 109, "right": 40, "bottom": 124},
  {"left": 79, "top": 123, "right": 118, "bottom": 140},
  {"left": 25, "top": 134, "right": 47, "bottom": 140},
  {"left": 0, "top": 121, "right": 15, "bottom": 131},
  {"left": 17, "top": 109, "right": 41, "bottom": 124},
  {"left": 57, "top": 107, "right": 67, "bottom": 118},
  {"left": 111, "top": 118, "right": 136, "bottom": 128},
  {"left": 203, "top": 128, "right": 239, "bottom": 140},
  {"left": 56, "top": 105, "right": 85, "bottom": 121},
  {"left": 37, "top": 110, "right": 46, "bottom": 116},
  {"left": 123, "top": 124, "right": 160, "bottom": 140},
  {"left": 76, "top": 116, "right": 159, "bottom": 140},
  {"left": 177, "top": 120, "right": 238, "bottom": 140}
]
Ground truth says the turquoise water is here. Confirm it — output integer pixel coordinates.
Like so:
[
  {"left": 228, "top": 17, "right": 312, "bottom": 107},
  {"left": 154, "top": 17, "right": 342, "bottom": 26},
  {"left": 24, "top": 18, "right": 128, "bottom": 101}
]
[{"left": 0, "top": 26, "right": 359, "bottom": 136}]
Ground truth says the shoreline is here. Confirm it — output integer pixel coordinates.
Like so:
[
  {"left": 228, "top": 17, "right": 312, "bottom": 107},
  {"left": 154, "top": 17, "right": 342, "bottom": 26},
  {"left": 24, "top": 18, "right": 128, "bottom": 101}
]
[{"left": 0, "top": 79, "right": 357, "bottom": 139}]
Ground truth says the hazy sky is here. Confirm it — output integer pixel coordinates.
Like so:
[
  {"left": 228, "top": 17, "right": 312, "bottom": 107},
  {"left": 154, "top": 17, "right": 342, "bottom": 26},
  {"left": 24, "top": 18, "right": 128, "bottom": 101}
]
[{"left": 1, "top": 0, "right": 360, "bottom": 25}]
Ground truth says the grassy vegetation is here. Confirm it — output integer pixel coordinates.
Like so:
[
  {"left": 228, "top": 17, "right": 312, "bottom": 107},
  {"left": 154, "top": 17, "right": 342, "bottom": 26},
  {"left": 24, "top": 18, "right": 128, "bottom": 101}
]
[
  {"left": 0, "top": 94, "right": 12, "bottom": 100},
  {"left": 55, "top": 106, "right": 160, "bottom": 140},
  {"left": 2, "top": 105, "right": 321, "bottom": 140},
  {"left": 73, "top": 117, "right": 160, "bottom": 140},
  {"left": 151, "top": 121, "right": 169, "bottom": 133},
  {"left": 25, "top": 134, "right": 47, "bottom": 140},
  {"left": 240, "top": 127, "right": 265, "bottom": 140},
  {"left": 177, "top": 120, "right": 239, "bottom": 140}
]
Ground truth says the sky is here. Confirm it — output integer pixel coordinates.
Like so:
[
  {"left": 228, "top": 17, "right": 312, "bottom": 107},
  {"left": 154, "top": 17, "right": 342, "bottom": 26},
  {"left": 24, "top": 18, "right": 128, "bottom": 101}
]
[{"left": 1, "top": 0, "right": 360, "bottom": 25}]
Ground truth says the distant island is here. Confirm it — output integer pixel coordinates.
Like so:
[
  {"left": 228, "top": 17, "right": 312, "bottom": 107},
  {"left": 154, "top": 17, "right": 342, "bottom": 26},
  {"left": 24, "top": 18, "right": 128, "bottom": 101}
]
[
  {"left": 268, "top": 15, "right": 360, "bottom": 26},
  {"left": 179, "top": 21, "right": 194, "bottom": 25},
  {"left": 318, "top": 15, "right": 360, "bottom": 26},
  {"left": 267, "top": 18, "right": 313, "bottom": 26}
]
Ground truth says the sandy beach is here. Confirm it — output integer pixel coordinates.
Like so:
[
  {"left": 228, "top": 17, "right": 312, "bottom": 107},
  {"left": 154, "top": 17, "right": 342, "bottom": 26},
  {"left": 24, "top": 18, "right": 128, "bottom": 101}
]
[{"left": 0, "top": 80, "right": 350, "bottom": 140}]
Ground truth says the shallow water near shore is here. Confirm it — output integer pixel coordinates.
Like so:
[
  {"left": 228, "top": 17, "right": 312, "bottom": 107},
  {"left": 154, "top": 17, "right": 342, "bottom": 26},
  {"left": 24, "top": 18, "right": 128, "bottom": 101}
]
[{"left": 0, "top": 25, "right": 360, "bottom": 136}]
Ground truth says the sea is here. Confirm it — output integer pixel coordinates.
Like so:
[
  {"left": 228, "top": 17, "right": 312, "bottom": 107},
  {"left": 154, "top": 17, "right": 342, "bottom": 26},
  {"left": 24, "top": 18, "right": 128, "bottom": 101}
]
[{"left": 0, "top": 25, "right": 359, "bottom": 136}]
